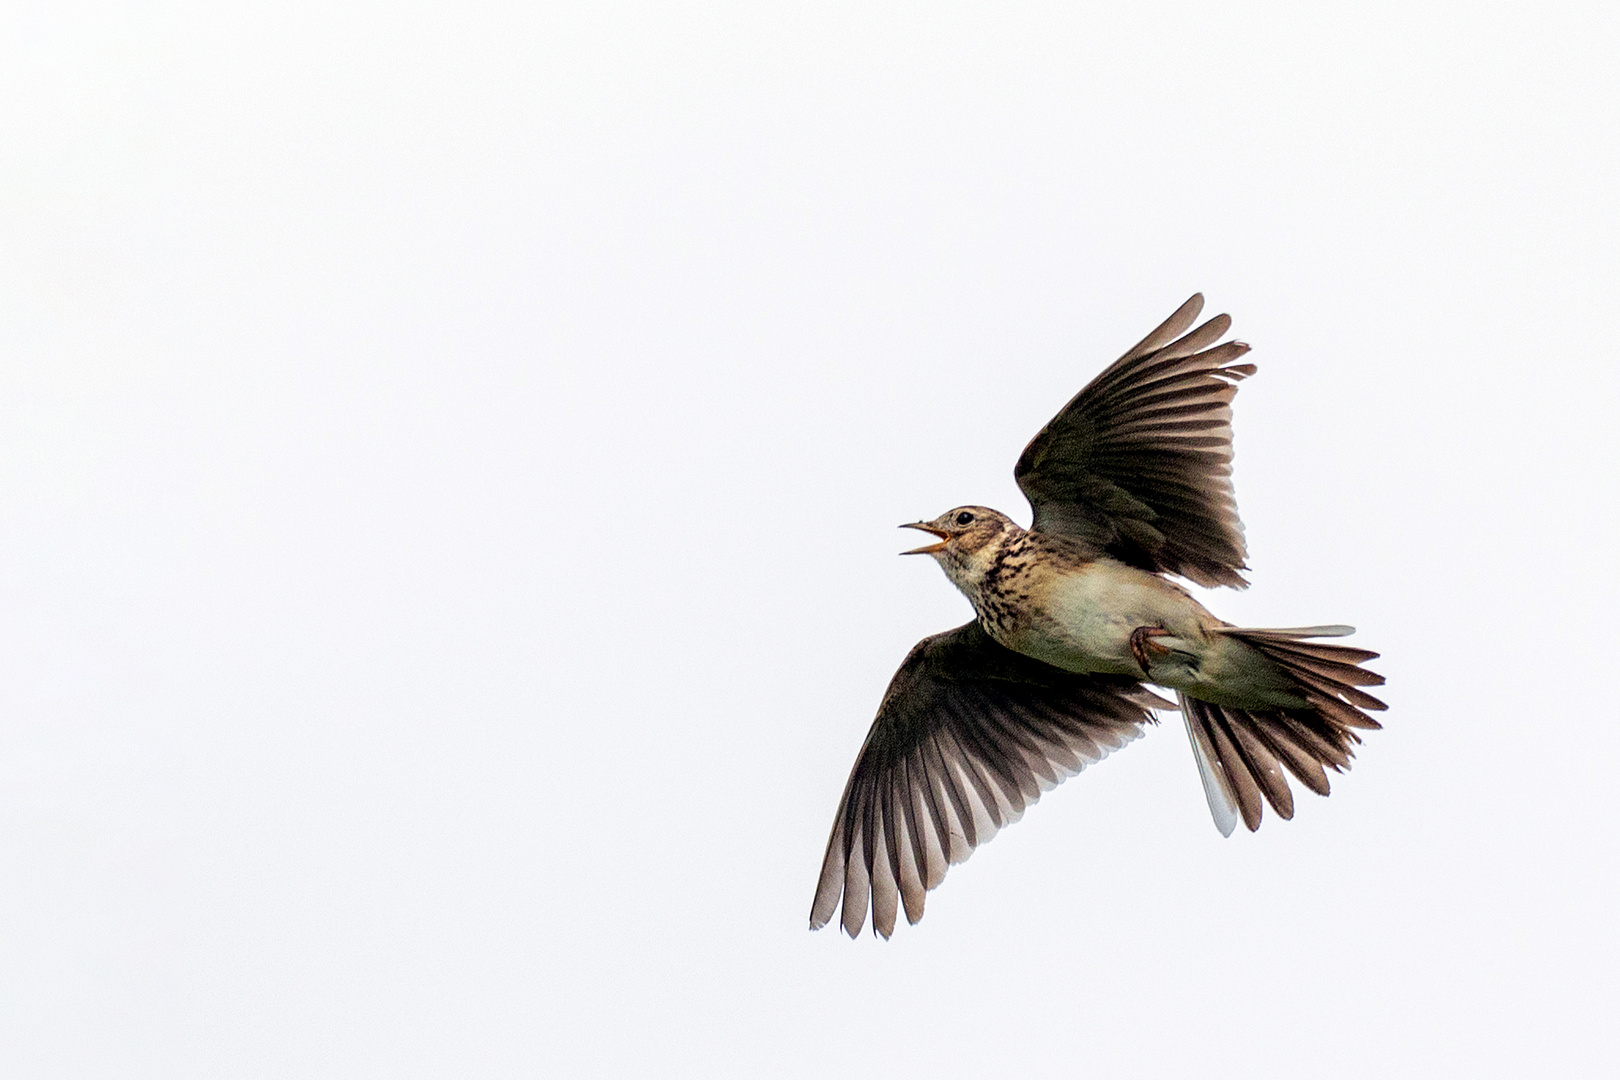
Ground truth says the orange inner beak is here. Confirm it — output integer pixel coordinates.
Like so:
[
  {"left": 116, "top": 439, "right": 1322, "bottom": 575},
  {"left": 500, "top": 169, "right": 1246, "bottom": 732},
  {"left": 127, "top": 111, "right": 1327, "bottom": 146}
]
[{"left": 899, "top": 522, "right": 950, "bottom": 555}]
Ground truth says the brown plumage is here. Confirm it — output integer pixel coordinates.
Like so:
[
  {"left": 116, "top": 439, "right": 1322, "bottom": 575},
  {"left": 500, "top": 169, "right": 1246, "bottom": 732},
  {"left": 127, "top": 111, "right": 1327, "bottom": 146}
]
[
  {"left": 811, "top": 294, "right": 1386, "bottom": 938},
  {"left": 1015, "top": 294, "right": 1256, "bottom": 588},
  {"left": 808, "top": 623, "right": 1170, "bottom": 938}
]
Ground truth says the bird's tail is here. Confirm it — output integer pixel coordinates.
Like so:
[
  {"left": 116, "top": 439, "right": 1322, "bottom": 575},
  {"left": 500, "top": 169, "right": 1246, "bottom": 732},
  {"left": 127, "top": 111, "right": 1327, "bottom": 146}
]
[{"left": 1179, "top": 625, "right": 1386, "bottom": 836}]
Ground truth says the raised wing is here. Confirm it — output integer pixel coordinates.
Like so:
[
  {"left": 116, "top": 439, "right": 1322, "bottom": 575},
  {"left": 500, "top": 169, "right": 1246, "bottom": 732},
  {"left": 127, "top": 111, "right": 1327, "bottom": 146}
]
[
  {"left": 1014, "top": 294, "right": 1257, "bottom": 588},
  {"left": 809, "top": 622, "right": 1169, "bottom": 939}
]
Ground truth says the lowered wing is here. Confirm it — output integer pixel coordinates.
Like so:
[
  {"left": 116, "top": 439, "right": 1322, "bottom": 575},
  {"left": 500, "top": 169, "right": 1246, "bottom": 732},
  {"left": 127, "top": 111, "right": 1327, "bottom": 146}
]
[{"left": 810, "top": 622, "right": 1169, "bottom": 938}]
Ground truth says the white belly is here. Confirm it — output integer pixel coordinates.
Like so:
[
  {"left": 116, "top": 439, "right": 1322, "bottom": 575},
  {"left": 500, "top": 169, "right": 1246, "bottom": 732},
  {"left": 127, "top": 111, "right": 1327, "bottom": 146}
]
[{"left": 999, "top": 561, "right": 1210, "bottom": 677}]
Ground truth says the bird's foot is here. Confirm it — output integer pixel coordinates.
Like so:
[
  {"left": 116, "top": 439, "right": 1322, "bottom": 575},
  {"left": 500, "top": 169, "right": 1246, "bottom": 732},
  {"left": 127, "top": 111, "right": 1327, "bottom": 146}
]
[{"left": 1129, "top": 626, "right": 1171, "bottom": 677}]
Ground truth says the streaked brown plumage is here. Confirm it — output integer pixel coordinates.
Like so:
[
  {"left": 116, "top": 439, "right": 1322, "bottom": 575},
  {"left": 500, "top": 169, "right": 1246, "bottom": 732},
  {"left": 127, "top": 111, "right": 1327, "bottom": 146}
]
[{"left": 811, "top": 294, "right": 1386, "bottom": 939}]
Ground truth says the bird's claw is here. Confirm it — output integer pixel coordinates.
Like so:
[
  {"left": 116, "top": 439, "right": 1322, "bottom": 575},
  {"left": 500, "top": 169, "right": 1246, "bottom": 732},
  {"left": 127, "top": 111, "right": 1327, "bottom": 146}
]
[{"left": 1129, "top": 626, "right": 1170, "bottom": 677}]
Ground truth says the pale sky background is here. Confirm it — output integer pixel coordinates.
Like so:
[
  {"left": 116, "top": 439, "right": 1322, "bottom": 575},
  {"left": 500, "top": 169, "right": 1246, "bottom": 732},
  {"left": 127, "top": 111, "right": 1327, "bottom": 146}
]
[{"left": 3, "top": 2, "right": 1618, "bottom": 1077}]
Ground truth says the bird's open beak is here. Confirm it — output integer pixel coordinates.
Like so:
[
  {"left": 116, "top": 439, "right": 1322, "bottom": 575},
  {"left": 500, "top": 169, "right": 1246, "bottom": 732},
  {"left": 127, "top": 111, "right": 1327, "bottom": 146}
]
[{"left": 899, "top": 522, "right": 950, "bottom": 555}]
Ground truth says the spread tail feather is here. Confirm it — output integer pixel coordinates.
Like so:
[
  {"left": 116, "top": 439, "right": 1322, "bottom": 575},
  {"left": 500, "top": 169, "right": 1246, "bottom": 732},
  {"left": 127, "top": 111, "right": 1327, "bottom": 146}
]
[{"left": 1183, "top": 627, "right": 1386, "bottom": 834}]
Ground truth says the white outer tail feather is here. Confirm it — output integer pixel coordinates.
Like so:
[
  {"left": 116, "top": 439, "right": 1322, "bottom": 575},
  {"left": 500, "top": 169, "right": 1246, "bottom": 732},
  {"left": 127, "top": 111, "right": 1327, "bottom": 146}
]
[
  {"left": 1179, "top": 692, "right": 1239, "bottom": 837},
  {"left": 1180, "top": 624, "right": 1382, "bottom": 835}
]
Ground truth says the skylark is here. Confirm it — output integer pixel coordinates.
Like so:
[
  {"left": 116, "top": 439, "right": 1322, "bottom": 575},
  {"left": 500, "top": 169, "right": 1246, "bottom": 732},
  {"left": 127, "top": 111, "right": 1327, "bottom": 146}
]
[{"left": 811, "top": 294, "right": 1386, "bottom": 938}]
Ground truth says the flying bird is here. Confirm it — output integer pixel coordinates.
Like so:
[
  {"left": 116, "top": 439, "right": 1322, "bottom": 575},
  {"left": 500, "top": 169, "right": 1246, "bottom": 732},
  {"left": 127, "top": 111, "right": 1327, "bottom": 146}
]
[{"left": 810, "top": 294, "right": 1386, "bottom": 939}]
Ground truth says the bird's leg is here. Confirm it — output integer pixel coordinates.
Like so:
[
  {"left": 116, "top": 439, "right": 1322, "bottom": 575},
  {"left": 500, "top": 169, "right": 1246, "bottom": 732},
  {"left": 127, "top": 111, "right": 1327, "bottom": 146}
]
[{"left": 1129, "top": 626, "right": 1171, "bottom": 678}]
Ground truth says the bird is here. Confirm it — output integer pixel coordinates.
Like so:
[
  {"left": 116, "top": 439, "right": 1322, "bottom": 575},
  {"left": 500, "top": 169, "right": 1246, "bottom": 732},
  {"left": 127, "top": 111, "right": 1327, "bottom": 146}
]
[{"left": 809, "top": 293, "right": 1386, "bottom": 939}]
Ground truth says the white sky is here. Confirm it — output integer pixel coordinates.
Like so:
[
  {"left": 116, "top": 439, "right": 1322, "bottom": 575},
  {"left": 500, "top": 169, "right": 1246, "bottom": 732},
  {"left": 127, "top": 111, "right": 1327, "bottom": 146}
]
[{"left": 3, "top": 2, "right": 1617, "bottom": 1076}]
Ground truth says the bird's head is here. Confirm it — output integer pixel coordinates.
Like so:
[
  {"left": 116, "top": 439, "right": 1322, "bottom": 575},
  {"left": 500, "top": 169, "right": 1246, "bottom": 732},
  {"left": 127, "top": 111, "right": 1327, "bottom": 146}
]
[{"left": 900, "top": 506, "right": 1019, "bottom": 591}]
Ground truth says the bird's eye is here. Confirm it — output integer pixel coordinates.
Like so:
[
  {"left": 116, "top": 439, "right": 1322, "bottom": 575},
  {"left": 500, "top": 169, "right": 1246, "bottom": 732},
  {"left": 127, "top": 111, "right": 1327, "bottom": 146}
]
[{"left": 955, "top": 511, "right": 975, "bottom": 526}]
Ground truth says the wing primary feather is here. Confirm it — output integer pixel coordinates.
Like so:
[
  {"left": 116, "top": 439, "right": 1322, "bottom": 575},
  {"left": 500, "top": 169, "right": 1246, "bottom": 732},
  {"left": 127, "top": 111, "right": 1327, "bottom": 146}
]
[
  {"left": 911, "top": 745, "right": 952, "bottom": 881},
  {"left": 938, "top": 723, "right": 1006, "bottom": 834},
  {"left": 881, "top": 779, "right": 905, "bottom": 918},
  {"left": 810, "top": 825, "right": 845, "bottom": 929},
  {"left": 892, "top": 767, "right": 928, "bottom": 925},
  {"left": 891, "top": 762, "right": 925, "bottom": 916},
  {"left": 1119, "top": 293, "right": 1204, "bottom": 361},
  {"left": 1015, "top": 297, "right": 1254, "bottom": 585},
  {"left": 1019, "top": 700, "right": 1106, "bottom": 756},
  {"left": 966, "top": 695, "right": 1064, "bottom": 789},
  {"left": 1153, "top": 314, "right": 1232, "bottom": 361},
  {"left": 860, "top": 780, "right": 880, "bottom": 913},
  {"left": 925, "top": 732, "right": 976, "bottom": 854},
  {"left": 909, "top": 759, "right": 948, "bottom": 887},
  {"left": 870, "top": 811, "right": 899, "bottom": 939},
  {"left": 811, "top": 624, "right": 1162, "bottom": 936},
  {"left": 943, "top": 701, "right": 1029, "bottom": 815},
  {"left": 841, "top": 819, "right": 870, "bottom": 938}
]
